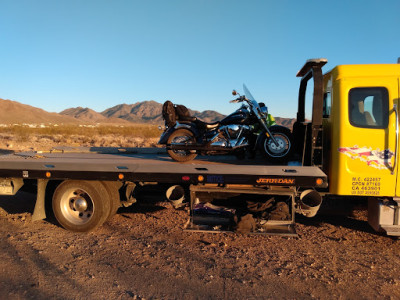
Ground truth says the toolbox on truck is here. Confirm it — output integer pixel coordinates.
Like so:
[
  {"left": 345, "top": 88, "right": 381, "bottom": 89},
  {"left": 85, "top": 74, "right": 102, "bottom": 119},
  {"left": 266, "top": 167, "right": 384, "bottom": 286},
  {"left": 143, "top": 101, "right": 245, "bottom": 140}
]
[{"left": 186, "top": 185, "right": 297, "bottom": 236}]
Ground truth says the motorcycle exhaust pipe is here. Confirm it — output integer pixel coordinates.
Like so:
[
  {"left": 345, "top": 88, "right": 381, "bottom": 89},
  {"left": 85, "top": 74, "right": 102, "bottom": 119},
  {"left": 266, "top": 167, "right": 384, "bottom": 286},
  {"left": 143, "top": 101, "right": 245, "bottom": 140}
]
[
  {"left": 168, "top": 141, "right": 249, "bottom": 151},
  {"left": 235, "top": 137, "right": 246, "bottom": 147},
  {"left": 166, "top": 185, "right": 186, "bottom": 209},
  {"left": 297, "top": 190, "right": 322, "bottom": 218}
]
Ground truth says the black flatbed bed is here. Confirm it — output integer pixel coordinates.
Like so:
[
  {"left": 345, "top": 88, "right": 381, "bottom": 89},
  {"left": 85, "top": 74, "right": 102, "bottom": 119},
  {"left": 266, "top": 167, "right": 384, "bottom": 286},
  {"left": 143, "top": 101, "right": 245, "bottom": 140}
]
[{"left": 0, "top": 147, "right": 327, "bottom": 188}]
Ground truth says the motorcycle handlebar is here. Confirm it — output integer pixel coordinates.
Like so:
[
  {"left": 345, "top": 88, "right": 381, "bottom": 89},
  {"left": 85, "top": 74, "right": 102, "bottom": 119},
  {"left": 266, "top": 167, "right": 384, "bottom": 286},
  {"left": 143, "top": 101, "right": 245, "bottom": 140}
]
[{"left": 229, "top": 95, "right": 247, "bottom": 103}]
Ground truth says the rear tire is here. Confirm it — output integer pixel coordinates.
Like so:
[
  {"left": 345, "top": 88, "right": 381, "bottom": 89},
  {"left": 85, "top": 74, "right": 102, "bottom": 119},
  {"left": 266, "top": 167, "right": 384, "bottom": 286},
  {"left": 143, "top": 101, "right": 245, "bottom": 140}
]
[
  {"left": 101, "top": 181, "right": 122, "bottom": 221},
  {"left": 52, "top": 180, "right": 110, "bottom": 232},
  {"left": 167, "top": 129, "right": 197, "bottom": 162}
]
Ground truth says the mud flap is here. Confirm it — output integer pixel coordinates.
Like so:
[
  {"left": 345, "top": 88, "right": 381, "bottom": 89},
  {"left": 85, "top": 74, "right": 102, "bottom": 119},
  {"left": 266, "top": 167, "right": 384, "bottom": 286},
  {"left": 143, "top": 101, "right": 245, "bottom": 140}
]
[{"left": 32, "top": 179, "right": 49, "bottom": 221}]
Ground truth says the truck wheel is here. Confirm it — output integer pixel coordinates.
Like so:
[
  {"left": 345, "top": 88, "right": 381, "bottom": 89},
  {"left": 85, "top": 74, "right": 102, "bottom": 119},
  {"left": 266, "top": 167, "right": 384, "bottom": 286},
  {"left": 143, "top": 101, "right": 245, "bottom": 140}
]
[
  {"left": 52, "top": 180, "right": 111, "bottom": 232},
  {"left": 259, "top": 126, "right": 293, "bottom": 163},
  {"left": 101, "top": 181, "right": 122, "bottom": 221},
  {"left": 167, "top": 129, "right": 197, "bottom": 162}
]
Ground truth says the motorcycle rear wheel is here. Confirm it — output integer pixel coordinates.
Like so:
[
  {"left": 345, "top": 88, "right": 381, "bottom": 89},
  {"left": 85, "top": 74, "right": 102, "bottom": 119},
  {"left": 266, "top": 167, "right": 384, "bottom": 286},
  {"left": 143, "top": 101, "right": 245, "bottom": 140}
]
[
  {"left": 167, "top": 129, "right": 198, "bottom": 162},
  {"left": 259, "top": 126, "right": 293, "bottom": 163}
]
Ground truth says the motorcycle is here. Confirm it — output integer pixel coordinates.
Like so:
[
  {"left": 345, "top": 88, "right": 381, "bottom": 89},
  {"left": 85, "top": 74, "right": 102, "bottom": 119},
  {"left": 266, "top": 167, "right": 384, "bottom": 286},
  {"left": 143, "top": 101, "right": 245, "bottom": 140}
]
[{"left": 158, "top": 84, "right": 294, "bottom": 163}]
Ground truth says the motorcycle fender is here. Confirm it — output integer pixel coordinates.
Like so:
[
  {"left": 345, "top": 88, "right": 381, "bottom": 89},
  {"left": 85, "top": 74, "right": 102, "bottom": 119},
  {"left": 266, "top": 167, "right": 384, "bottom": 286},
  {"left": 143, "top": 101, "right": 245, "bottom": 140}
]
[
  {"left": 158, "top": 126, "right": 176, "bottom": 144},
  {"left": 176, "top": 123, "right": 200, "bottom": 137},
  {"left": 158, "top": 124, "right": 198, "bottom": 144}
]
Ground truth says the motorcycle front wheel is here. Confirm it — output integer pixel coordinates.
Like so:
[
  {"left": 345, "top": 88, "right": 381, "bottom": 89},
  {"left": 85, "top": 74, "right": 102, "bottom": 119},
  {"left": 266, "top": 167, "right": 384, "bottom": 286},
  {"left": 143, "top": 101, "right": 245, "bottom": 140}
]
[
  {"left": 167, "top": 129, "right": 198, "bottom": 162},
  {"left": 259, "top": 126, "right": 293, "bottom": 163}
]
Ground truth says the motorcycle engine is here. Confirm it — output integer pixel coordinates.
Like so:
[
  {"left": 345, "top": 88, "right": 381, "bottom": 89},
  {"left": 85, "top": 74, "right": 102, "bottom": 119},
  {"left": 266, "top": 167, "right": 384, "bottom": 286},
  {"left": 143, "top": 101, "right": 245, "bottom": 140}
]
[
  {"left": 213, "top": 124, "right": 250, "bottom": 147},
  {"left": 222, "top": 125, "right": 241, "bottom": 139}
]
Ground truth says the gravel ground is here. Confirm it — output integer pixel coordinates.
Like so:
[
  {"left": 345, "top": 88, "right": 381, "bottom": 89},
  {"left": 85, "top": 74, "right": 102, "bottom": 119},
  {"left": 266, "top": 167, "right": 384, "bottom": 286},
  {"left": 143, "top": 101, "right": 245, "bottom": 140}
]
[{"left": 0, "top": 187, "right": 399, "bottom": 300}]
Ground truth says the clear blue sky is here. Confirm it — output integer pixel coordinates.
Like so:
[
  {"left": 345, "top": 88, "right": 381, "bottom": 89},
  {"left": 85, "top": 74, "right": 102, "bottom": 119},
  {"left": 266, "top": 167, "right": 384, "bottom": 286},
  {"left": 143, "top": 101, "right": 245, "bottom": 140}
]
[{"left": 1, "top": 0, "right": 399, "bottom": 118}]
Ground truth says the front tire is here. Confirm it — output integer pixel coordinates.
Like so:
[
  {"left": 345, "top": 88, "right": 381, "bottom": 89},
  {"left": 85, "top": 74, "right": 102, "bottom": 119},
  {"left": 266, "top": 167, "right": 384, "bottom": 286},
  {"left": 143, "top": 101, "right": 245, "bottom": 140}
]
[
  {"left": 259, "top": 126, "right": 293, "bottom": 163},
  {"left": 167, "top": 129, "right": 197, "bottom": 162},
  {"left": 52, "top": 180, "right": 111, "bottom": 232}
]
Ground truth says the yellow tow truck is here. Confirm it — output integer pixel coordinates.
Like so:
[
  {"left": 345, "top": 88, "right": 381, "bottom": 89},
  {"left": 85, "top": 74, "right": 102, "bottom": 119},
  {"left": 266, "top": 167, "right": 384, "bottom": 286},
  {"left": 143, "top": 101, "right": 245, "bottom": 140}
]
[{"left": 0, "top": 58, "right": 398, "bottom": 237}]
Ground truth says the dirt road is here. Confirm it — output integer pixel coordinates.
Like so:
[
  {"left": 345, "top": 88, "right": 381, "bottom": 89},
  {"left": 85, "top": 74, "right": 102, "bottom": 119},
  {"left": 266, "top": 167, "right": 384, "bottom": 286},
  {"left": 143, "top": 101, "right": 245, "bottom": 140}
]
[{"left": 0, "top": 186, "right": 399, "bottom": 300}]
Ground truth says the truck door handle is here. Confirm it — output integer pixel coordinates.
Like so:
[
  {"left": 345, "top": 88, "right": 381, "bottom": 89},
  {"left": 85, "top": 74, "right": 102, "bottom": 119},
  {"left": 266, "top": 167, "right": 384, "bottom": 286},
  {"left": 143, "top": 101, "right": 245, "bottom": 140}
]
[{"left": 393, "top": 103, "right": 398, "bottom": 175}]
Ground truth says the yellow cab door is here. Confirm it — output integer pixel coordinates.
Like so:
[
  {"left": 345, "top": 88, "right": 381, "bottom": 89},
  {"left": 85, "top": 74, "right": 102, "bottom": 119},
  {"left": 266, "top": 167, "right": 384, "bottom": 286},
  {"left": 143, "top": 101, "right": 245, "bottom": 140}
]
[{"left": 335, "top": 73, "right": 399, "bottom": 197}]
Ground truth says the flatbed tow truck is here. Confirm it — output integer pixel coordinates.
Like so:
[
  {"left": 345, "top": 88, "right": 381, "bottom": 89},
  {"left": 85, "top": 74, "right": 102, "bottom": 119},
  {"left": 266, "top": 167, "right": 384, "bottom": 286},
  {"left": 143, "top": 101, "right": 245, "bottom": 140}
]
[
  {"left": 0, "top": 148, "right": 326, "bottom": 235},
  {"left": 0, "top": 58, "right": 399, "bottom": 237}
]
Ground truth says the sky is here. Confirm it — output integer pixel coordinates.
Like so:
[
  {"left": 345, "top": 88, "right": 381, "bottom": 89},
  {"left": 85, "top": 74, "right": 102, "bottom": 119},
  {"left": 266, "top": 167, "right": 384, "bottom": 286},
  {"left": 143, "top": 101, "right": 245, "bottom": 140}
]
[{"left": 0, "top": 0, "right": 399, "bottom": 119}]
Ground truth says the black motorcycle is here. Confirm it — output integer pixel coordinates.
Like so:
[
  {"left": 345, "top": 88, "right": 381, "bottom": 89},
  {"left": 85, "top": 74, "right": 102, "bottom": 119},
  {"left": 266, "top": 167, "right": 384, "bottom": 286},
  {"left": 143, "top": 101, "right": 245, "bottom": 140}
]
[{"left": 158, "top": 84, "right": 293, "bottom": 162}]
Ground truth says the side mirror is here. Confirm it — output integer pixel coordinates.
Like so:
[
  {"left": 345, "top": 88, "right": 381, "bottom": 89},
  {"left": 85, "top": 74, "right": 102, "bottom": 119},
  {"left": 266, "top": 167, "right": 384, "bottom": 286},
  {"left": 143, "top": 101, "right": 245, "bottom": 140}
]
[{"left": 232, "top": 90, "right": 237, "bottom": 96}]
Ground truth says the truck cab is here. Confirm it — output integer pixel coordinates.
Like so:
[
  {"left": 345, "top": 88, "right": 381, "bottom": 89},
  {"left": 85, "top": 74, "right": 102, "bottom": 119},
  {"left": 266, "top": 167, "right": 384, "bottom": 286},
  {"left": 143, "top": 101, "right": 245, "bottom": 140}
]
[
  {"left": 323, "top": 64, "right": 400, "bottom": 197},
  {"left": 295, "top": 59, "right": 400, "bottom": 235}
]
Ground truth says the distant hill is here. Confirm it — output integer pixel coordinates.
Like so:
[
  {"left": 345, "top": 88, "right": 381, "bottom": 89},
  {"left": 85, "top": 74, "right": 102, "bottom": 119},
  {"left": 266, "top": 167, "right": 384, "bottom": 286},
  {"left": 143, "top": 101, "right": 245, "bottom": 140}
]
[
  {"left": 0, "top": 98, "right": 296, "bottom": 128},
  {"left": 92, "top": 100, "right": 223, "bottom": 124},
  {"left": 0, "top": 98, "right": 79, "bottom": 124},
  {"left": 101, "top": 101, "right": 164, "bottom": 123},
  {"left": 274, "top": 117, "right": 296, "bottom": 129},
  {"left": 100, "top": 101, "right": 226, "bottom": 124},
  {"left": 60, "top": 107, "right": 129, "bottom": 124}
]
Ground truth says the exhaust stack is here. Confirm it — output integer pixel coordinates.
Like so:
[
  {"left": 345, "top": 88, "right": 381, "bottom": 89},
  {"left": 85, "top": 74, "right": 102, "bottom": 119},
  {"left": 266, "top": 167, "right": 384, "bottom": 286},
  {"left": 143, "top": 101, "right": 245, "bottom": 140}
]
[
  {"left": 166, "top": 185, "right": 186, "bottom": 209},
  {"left": 298, "top": 190, "right": 322, "bottom": 218}
]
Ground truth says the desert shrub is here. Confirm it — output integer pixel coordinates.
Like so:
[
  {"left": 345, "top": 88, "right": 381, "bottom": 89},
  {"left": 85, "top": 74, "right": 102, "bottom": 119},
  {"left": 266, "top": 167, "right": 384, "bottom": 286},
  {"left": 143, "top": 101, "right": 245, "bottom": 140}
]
[{"left": 0, "top": 124, "right": 161, "bottom": 139}]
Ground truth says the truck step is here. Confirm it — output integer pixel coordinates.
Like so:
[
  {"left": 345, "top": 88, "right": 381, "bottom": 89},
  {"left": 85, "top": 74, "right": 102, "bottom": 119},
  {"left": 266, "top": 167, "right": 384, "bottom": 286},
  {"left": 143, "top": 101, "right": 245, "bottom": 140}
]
[{"left": 381, "top": 225, "right": 400, "bottom": 236}]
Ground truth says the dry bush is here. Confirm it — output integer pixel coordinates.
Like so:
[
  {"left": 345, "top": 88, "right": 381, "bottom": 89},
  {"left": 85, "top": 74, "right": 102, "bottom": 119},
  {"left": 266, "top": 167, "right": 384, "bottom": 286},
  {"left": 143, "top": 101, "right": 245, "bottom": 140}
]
[
  {"left": 0, "top": 124, "right": 162, "bottom": 151},
  {"left": 0, "top": 124, "right": 160, "bottom": 139}
]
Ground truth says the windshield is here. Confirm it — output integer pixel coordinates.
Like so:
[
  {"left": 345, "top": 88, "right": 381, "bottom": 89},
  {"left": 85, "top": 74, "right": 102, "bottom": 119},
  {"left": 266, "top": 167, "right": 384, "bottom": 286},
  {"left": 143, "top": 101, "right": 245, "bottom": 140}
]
[
  {"left": 243, "top": 84, "right": 256, "bottom": 102},
  {"left": 243, "top": 84, "right": 262, "bottom": 116}
]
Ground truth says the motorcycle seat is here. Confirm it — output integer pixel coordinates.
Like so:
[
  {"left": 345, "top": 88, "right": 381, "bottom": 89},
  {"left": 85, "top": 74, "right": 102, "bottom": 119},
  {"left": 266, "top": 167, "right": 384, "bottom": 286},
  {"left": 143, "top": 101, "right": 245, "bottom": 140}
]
[
  {"left": 178, "top": 115, "right": 197, "bottom": 122},
  {"left": 195, "top": 119, "right": 220, "bottom": 129}
]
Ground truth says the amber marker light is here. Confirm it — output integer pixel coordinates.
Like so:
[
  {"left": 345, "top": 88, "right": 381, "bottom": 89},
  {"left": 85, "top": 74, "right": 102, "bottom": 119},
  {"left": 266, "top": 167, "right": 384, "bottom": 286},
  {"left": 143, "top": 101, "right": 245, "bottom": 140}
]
[
  {"left": 316, "top": 178, "right": 323, "bottom": 186},
  {"left": 45, "top": 172, "right": 51, "bottom": 178},
  {"left": 198, "top": 175, "right": 204, "bottom": 182},
  {"left": 118, "top": 173, "right": 124, "bottom": 180}
]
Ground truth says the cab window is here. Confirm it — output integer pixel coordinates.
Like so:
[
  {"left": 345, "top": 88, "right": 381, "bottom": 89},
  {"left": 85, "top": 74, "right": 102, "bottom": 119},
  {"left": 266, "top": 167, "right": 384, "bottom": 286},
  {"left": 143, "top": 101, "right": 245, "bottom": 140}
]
[
  {"left": 349, "top": 87, "right": 388, "bottom": 129},
  {"left": 323, "top": 92, "right": 331, "bottom": 118}
]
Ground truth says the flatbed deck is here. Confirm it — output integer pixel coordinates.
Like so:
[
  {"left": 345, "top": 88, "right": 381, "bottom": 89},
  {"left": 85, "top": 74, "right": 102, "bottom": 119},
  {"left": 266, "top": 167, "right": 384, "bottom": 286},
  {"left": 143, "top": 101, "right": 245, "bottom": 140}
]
[{"left": 0, "top": 147, "right": 327, "bottom": 187}]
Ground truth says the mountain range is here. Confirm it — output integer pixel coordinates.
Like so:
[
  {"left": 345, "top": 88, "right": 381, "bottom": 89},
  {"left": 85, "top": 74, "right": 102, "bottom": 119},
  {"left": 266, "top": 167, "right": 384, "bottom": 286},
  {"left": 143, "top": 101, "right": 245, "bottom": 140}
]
[
  {"left": 0, "top": 98, "right": 295, "bottom": 127},
  {"left": 61, "top": 101, "right": 226, "bottom": 124}
]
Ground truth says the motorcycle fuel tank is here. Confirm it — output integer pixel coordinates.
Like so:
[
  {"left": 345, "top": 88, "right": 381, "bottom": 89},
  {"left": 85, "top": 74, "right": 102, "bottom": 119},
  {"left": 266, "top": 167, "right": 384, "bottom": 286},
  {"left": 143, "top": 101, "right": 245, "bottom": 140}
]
[{"left": 220, "top": 108, "right": 250, "bottom": 125}]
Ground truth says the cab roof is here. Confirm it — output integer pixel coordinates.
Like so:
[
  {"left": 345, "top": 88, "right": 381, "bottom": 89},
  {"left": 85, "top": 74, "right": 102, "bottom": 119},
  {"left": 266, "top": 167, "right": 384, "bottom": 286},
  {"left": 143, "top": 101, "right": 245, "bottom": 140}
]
[{"left": 325, "top": 63, "right": 400, "bottom": 80}]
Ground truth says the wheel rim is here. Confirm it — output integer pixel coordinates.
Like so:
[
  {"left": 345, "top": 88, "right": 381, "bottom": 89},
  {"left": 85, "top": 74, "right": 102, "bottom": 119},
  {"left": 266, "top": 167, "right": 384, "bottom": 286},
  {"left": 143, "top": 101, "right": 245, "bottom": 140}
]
[
  {"left": 59, "top": 188, "right": 94, "bottom": 225},
  {"left": 171, "top": 134, "right": 194, "bottom": 157},
  {"left": 264, "top": 134, "right": 291, "bottom": 158}
]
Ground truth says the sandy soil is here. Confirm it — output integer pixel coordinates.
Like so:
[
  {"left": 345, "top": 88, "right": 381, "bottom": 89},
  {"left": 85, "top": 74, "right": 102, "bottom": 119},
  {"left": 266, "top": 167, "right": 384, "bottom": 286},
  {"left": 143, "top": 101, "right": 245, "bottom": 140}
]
[
  {"left": 0, "top": 135, "right": 399, "bottom": 299},
  {"left": 1, "top": 189, "right": 400, "bottom": 300}
]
